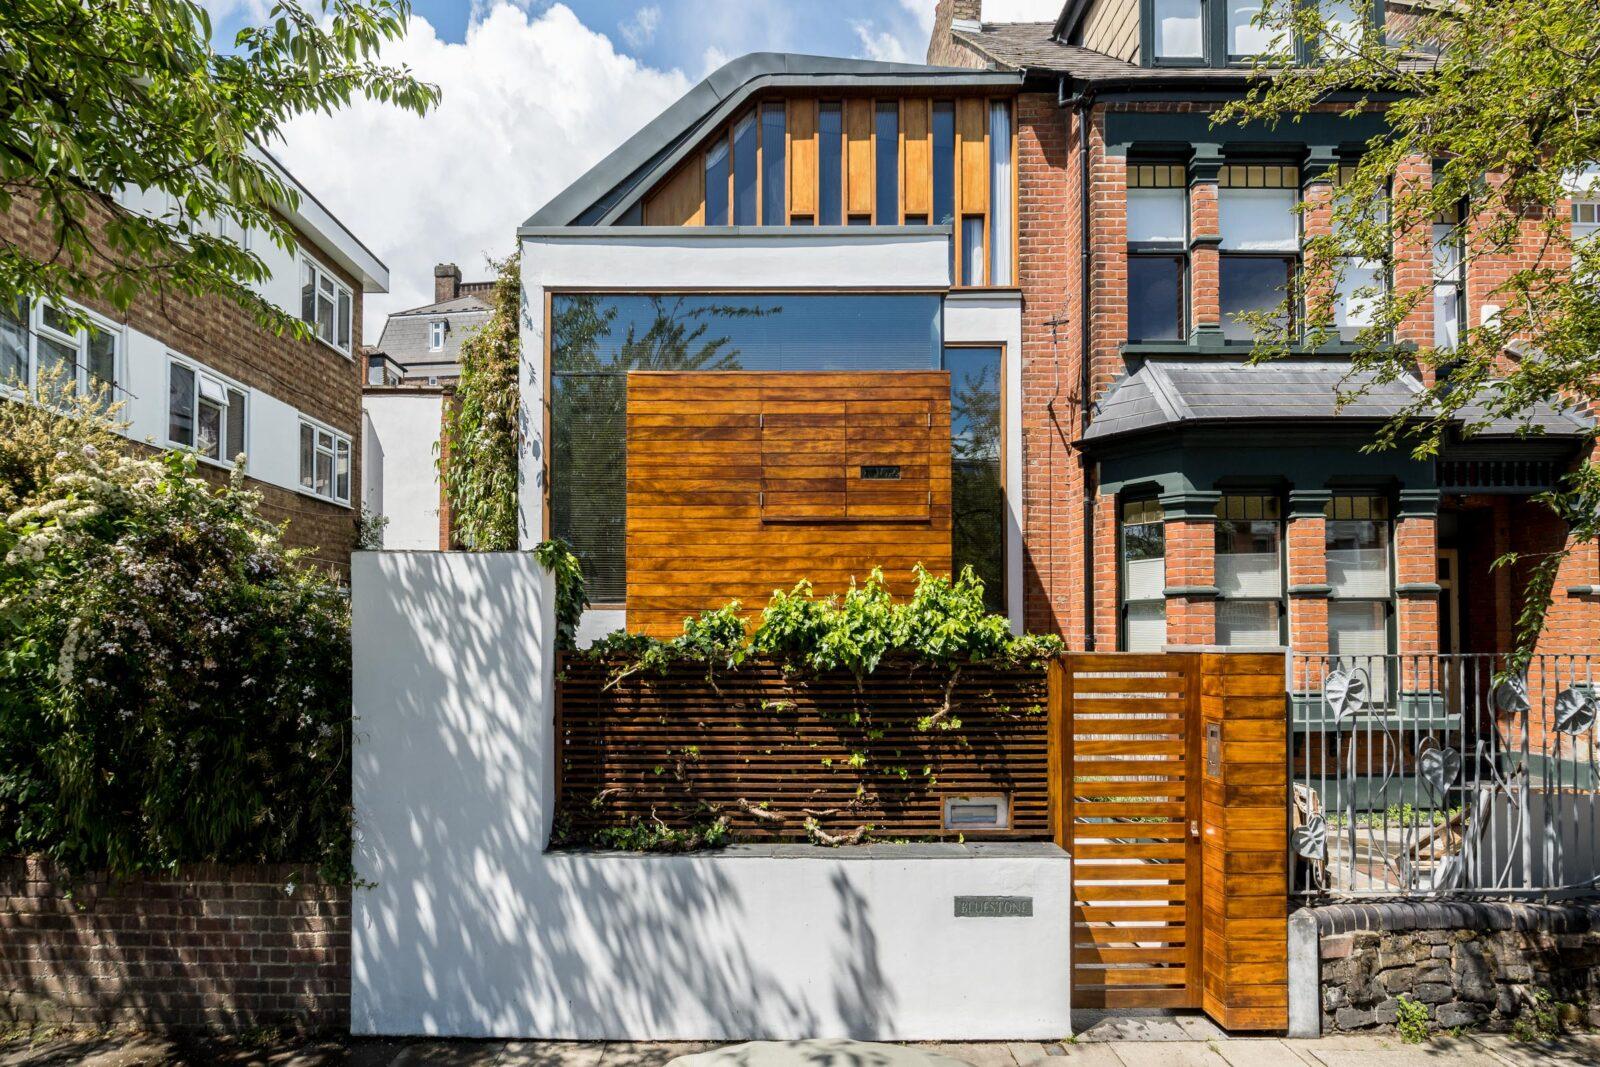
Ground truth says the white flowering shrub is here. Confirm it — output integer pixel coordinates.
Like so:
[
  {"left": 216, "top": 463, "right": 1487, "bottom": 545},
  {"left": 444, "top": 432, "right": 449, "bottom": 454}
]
[{"left": 0, "top": 385, "right": 352, "bottom": 879}]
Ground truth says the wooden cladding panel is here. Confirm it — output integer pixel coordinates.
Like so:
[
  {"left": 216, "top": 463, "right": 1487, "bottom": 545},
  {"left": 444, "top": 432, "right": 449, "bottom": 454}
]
[
  {"left": 845, "top": 98, "right": 874, "bottom": 218},
  {"left": 555, "top": 656, "right": 1049, "bottom": 841},
  {"left": 643, "top": 154, "right": 705, "bottom": 226},
  {"left": 787, "top": 99, "right": 817, "bottom": 218},
  {"left": 902, "top": 98, "right": 932, "bottom": 216},
  {"left": 1198, "top": 653, "right": 1290, "bottom": 1032},
  {"left": 626, "top": 371, "right": 952, "bottom": 638},
  {"left": 957, "top": 97, "right": 988, "bottom": 214}
]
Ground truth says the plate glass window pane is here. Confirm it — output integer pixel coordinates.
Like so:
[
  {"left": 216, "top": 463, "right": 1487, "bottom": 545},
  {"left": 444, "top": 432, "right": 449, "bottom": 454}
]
[
  {"left": 337, "top": 289, "right": 352, "bottom": 352},
  {"left": 41, "top": 303, "right": 73, "bottom": 337},
  {"left": 961, "top": 217, "right": 984, "bottom": 285},
  {"left": 932, "top": 102, "right": 955, "bottom": 226},
  {"left": 732, "top": 110, "right": 758, "bottom": 226},
  {"left": 761, "top": 103, "right": 786, "bottom": 225},
  {"left": 945, "top": 345, "right": 1003, "bottom": 612},
  {"left": 876, "top": 101, "right": 899, "bottom": 225},
  {"left": 1128, "top": 188, "right": 1187, "bottom": 244},
  {"left": 1217, "top": 600, "right": 1281, "bottom": 647},
  {"left": 1326, "top": 502, "right": 1391, "bottom": 597},
  {"left": 299, "top": 423, "right": 315, "bottom": 488},
  {"left": 1330, "top": 600, "right": 1390, "bottom": 690},
  {"left": 1125, "top": 600, "right": 1167, "bottom": 652},
  {"left": 1323, "top": 0, "right": 1363, "bottom": 52},
  {"left": 704, "top": 137, "right": 729, "bottom": 226},
  {"left": 87, "top": 329, "right": 115, "bottom": 389},
  {"left": 37, "top": 335, "right": 76, "bottom": 395},
  {"left": 1220, "top": 188, "right": 1298, "bottom": 250},
  {"left": 300, "top": 262, "right": 316, "bottom": 324},
  {"left": 1154, "top": 0, "right": 1204, "bottom": 59},
  {"left": 197, "top": 397, "right": 223, "bottom": 459},
  {"left": 1336, "top": 259, "right": 1384, "bottom": 340},
  {"left": 988, "top": 100, "right": 1012, "bottom": 286},
  {"left": 1215, "top": 497, "right": 1282, "bottom": 597},
  {"left": 315, "top": 447, "right": 332, "bottom": 497},
  {"left": 317, "top": 291, "right": 335, "bottom": 343},
  {"left": 1227, "top": 0, "right": 1277, "bottom": 56},
  {"left": 169, "top": 363, "right": 195, "bottom": 446},
  {"left": 1220, "top": 256, "right": 1294, "bottom": 340},
  {"left": 336, "top": 440, "right": 351, "bottom": 502},
  {"left": 226, "top": 389, "right": 246, "bottom": 461},
  {"left": 818, "top": 103, "right": 842, "bottom": 226},
  {"left": 1, "top": 299, "right": 28, "bottom": 385},
  {"left": 1129, "top": 256, "right": 1185, "bottom": 341}
]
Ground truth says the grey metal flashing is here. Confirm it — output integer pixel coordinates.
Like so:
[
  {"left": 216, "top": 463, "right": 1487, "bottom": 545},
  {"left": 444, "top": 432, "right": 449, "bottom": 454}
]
[
  {"left": 518, "top": 223, "right": 953, "bottom": 239},
  {"left": 522, "top": 53, "right": 1021, "bottom": 230}
]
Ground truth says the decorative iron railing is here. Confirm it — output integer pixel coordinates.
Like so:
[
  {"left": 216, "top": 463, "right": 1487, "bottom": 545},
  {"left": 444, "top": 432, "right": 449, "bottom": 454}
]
[{"left": 1290, "top": 653, "right": 1600, "bottom": 901}]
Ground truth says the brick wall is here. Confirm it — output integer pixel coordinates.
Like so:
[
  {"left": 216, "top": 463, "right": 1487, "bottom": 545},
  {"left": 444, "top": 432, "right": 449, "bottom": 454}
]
[
  {"left": 0, "top": 858, "right": 349, "bottom": 1032},
  {"left": 925, "top": 0, "right": 989, "bottom": 67},
  {"left": 0, "top": 196, "right": 364, "bottom": 570}
]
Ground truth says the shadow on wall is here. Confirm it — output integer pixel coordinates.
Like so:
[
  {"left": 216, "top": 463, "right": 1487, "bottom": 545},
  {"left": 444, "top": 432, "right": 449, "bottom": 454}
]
[{"left": 350, "top": 552, "right": 820, "bottom": 1039}]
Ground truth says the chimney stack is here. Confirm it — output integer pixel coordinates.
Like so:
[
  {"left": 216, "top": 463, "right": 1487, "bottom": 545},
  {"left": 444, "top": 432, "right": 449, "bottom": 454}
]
[
  {"left": 434, "top": 262, "right": 462, "bottom": 304},
  {"left": 928, "top": 0, "right": 987, "bottom": 65}
]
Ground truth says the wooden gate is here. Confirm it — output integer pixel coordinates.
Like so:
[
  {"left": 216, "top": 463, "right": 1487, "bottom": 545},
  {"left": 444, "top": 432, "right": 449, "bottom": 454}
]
[{"left": 1049, "top": 653, "right": 1203, "bottom": 1010}]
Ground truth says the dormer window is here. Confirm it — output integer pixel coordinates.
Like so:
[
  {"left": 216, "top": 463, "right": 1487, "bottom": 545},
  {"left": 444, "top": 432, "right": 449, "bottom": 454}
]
[
  {"left": 429, "top": 320, "right": 445, "bottom": 351},
  {"left": 1225, "top": 0, "right": 1277, "bottom": 61},
  {"left": 1153, "top": 0, "right": 1204, "bottom": 61}
]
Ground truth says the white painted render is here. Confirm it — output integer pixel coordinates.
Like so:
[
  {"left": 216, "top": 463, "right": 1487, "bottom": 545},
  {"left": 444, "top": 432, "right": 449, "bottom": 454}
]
[
  {"left": 361, "top": 392, "right": 444, "bottom": 549},
  {"left": 516, "top": 228, "right": 1025, "bottom": 636},
  {"left": 350, "top": 551, "right": 1072, "bottom": 1040}
]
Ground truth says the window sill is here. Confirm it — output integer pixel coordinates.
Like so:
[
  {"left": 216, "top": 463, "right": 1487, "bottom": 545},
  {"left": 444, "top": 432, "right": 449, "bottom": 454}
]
[
  {"left": 308, "top": 332, "right": 354, "bottom": 360},
  {"left": 165, "top": 443, "right": 242, "bottom": 473},
  {"left": 292, "top": 483, "right": 354, "bottom": 510}
]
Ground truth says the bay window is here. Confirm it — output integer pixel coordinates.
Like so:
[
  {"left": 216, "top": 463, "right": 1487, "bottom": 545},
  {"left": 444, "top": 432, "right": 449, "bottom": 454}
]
[
  {"left": 1218, "top": 164, "right": 1300, "bottom": 341},
  {"left": 1214, "top": 494, "right": 1284, "bottom": 647},
  {"left": 1127, "top": 164, "right": 1188, "bottom": 341},
  {"left": 299, "top": 258, "right": 353, "bottom": 356},
  {"left": 1326, "top": 494, "right": 1393, "bottom": 692},
  {"left": 1433, "top": 201, "right": 1466, "bottom": 352},
  {"left": 299, "top": 420, "right": 352, "bottom": 504},
  {"left": 1121, "top": 497, "right": 1167, "bottom": 652},
  {"left": 1153, "top": 0, "right": 1205, "bottom": 61},
  {"left": 168, "top": 359, "right": 247, "bottom": 464}
]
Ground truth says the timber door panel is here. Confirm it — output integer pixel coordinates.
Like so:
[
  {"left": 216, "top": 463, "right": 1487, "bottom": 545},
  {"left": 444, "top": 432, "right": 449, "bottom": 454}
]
[{"left": 1052, "top": 653, "right": 1203, "bottom": 1010}]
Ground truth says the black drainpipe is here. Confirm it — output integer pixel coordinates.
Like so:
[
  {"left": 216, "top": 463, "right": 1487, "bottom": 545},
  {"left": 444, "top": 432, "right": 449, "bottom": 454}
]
[{"left": 1060, "top": 77, "right": 1098, "bottom": 651}]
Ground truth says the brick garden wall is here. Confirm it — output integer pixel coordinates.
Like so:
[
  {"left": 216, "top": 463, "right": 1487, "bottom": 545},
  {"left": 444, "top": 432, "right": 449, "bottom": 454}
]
[{"left": 0, "top": 858, "right": 349, "bottom": 1032}]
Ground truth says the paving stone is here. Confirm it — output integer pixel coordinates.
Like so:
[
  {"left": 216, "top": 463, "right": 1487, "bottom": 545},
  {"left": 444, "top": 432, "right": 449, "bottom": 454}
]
[
  {"left": 669, "top": 1042, "right": 973, "bottom": 1067},
  {"left": 1005, "top": 1042, "right": 1050, "bottom": 1065},
  {"left": 1049, "top": 1045, "right": 1125, "bottom": 1067},
  {"left": 0, "top": 1039, "right": 180, "bottom": 1067},
  {"left": 1072, "top": 1012, "right": 1208, "bottom": 1042},
  {"left": 391, "top": 1040, "right": 509, "bottom": 1065},
  {"left": 918, "top": 1042, "right": 1021, "bottom": 1067},
  {"left": 1213, "top": 1039, "right": 1317, "bottom": 1067},
  {"left": 608, "top": 1042, "right": 715, "bottom": 1067},
  {"left": 1465, "top": 1033, "right": 1600, "bottom": 1067},
  {"left": 499, "top": 1041, "right": 609, "bottom": 1067},
  {"left": 1104, "top": 1041, "right": 1229, "bottom": 1067},
  {"left": 1290, "top": 1034, "right": 1503, "bottom": 1067}
]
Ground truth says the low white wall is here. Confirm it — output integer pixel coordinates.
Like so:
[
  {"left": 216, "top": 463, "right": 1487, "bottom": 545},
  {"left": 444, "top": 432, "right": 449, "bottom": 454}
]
[
  {"left": 361, "top": 392, "right": 443, "bottom": 549},
  {"left": 351, "top": 551, "right": 1072, "bottom": 1040}
]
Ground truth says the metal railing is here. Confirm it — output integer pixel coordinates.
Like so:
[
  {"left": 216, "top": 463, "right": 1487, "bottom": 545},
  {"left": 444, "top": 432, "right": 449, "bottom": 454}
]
[{"left": 1290, "top": 653, "right": 1600, "bottom": 901}]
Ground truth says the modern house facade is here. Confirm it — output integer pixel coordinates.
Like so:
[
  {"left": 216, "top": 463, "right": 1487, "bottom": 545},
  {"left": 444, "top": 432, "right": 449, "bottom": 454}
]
[{"left": 0, "top": 151, "right": 384, "bottom": 570}]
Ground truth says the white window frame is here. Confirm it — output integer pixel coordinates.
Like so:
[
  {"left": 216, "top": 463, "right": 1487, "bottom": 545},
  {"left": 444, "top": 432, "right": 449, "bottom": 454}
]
[
  {"left": 166, "top": 355, "right": 249, "bottom": 468},
  {"left": 299, "top": 256, "right": 354, "bottom": 357},
  {"left": 1, "top": 299, "right": 122, "bottom": 398},
  {"left": 429, "top": 320, "right": 446, "bottom": 351},
  {"left": 298, "top": 417, "right": 353, "bottom": 506}
]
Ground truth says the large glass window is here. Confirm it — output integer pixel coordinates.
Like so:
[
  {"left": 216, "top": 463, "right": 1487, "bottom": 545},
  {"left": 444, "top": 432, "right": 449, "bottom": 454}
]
[
  {"left": 168, "top": 358, "right": 246, "bottom": 464},
  {"left": 1332, "top": 164, "right": 1389, "bottom": 342},
  {"left": 1153, "top": 0, "right": 1205, "bottom": 61},
  {"left": 1227, "top": 0, "right": 1281, "bottom": 59},
  {"left": 932, "top": 101, "right": 955, "bottom": 228},
  {"left": 1326, "top": 494, "right": 1393, "bottom": 690},
  {"left": 0, "top": 299, "right": 26, "bottom": 385},
  {"left": 24, "top": 302, "right": 119, "bottom": 399},
  {"left": 550, "top": 293, "right": 945, "bottom": 604},
  {"left": 1215, "top": 494, "right": 1283, "bottom": 647},
  {"left": 299, "top": 420, "right": 351, "bottom": 504},
  {"left": 704, "top": 136, "right": 729, "bottom": 226},
  {"left": 1219, "top": 164, "right": 1299, "bottom": 341},
  {"left": 988, "top": 100, "right": 1013, "bottom": 286},
  {"left": 1121, "top": 497, "right": 1167, "bottom": 652},
  {"left": 732, "top": 109, "right": 758, "bottom": 226},
  {"left": 299, "top": 258, "right": 354, "bottom": 356},
  {"left": 875, "top": 102, "right": 899, "bottom": 225},
  {"left": 819, "top": 102, "right": 843, "bottom": 226},
  {"left": 1128, "top": 164, "right": 1188, "bottom": 341},
  {"left": 946, "top": 346, "right": 1004, "bottom": 612},
  {"left": 761, "top": 102, "right": 786, "bottom": 225},
  {"left": 1433, "top": 201, "right": 1466, "bottom": 352}
]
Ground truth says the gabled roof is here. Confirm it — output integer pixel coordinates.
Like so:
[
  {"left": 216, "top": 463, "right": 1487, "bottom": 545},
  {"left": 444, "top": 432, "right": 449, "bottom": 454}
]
[
  {"left": 522, "top": 52, "right": 1022, "bottom": 230},
  {"left": 372, "top": 296, "right": 492, "bottom": 369},
  {"left": 1082, "top": 358, "right": 1592, "bottom": 445}
]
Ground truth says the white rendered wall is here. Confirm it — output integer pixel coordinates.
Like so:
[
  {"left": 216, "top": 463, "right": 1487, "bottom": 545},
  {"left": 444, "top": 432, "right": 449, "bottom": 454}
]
[
  {"left": 351, "top": 551, "right": 1072, "bottom": 1040},
  {"left": 361, "top": 392, "right": 443, "bottom": 549}
]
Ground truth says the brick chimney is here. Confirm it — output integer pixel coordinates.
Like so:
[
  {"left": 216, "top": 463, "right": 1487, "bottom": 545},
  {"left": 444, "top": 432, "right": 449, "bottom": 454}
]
[
  {"left": 434, "top": 262, "right": 461, "bottom": 304},
  {"left": 928, "top": 0, "right": 988, "bottom": 66}
]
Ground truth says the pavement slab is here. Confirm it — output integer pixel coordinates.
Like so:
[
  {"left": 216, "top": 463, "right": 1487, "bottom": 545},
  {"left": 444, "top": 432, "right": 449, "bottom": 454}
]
[
  {"left": 667, "top": 1041, "right": 975, "bottom": 1067},
  {"left": 1288, "top": 1034, "right": 1505, "bottom": 1067},
  {"left": 1102, "top": 1040, "right": 1231, "bottom": 1067},
  {"left": 391, "top": 1041, "right": 510, "bottom": 1066},
  {"left": 1463, "top": 1032, "right": 1600, "bottom": 1067},
  {"left": 498, "top": 1040, "right": 610, "bottom": 1067},
  {"left": 1046, "top": 1045, "right": 1125, "bottom": 1067}
]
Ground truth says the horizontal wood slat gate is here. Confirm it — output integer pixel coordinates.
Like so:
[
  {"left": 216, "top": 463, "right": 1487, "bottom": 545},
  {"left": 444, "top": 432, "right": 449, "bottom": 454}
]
[{"left": 1050, "top": 653, "right": 1203, "bottom": 1011}]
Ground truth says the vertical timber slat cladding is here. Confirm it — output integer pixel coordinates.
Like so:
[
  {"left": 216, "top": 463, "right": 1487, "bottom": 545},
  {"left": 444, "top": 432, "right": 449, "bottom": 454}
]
[
  {"left": 643, "top": 154, "right": 706, "bottom": 226},
  {"left": 957, "top": 97, "right": 989, "bottom": 214},
  {"left": 845, "top": 98, "right": 875, "bottom": 219},
  {"left": 903, "top": 98, "right": 934, "bottom": 217},
  {"left": 554, "top": 655, "right": 1050, "bottom": 840},
  {"left": 787, "top": 99, "right": 818, "bottom": 219},
  {"left": 625, "top": 370, "right": 952, "bottom": 637},
  {"left": 1199, "top": 652, "right": 1290, "bottom": 1031}
]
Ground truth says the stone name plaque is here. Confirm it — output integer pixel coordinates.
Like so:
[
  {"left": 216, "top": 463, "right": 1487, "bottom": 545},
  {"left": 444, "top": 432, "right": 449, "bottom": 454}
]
[{"left": 953, "top": 895, "right": 1033, "bottom": 918}]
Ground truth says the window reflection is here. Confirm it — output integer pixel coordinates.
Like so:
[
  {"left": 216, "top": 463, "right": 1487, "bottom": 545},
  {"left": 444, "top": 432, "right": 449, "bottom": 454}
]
[{"left": 945, "top": 346, "right": 1004, "bottom": 612}]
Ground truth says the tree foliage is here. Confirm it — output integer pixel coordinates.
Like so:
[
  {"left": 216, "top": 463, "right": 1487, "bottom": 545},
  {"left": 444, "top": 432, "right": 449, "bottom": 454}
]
[
  {"left": 1220, "top": 0, "right": 1600, "bottom": 653},
  {"left": 439, "top": 252, "right": 521, "bottom": 549},
  {"left": 0, "top": 382, "right": 353, "bottom": 878},
  {"left": 0, "top": 0, "right": 437, "bottom": 332}
]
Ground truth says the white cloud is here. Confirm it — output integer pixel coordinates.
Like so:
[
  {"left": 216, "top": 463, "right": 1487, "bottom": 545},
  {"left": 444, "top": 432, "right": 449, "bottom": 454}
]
[
  {"left": 619, "top": 5, "right": 662, "bottom": 49},
  {"left": 981, "top": 0, "right": 1066, "bottom": 22},
  {"left": 270, "top": 2, "right": 691, "bottom": 341},
  {"left": 852, "top": 0, "right": 938, "bottom": 65}
]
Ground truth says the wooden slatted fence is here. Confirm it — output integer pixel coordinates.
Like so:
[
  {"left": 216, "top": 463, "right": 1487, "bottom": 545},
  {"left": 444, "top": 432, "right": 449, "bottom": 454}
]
[{"left": 556, "top": 655, "right": 1049, "bottom": 840}]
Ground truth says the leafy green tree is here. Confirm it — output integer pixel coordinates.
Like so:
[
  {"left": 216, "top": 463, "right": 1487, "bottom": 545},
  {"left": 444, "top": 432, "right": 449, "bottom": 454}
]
[
  {"left": 0, "top": 0, "right": 437, "bottom": 331},
  {"left": 1219, "top": 0, "right": 1600, "bottom": 653}
]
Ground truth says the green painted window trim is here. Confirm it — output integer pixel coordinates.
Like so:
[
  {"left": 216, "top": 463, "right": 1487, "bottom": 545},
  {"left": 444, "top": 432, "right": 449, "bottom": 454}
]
[{"left": 1137, "top": 0, "right": 1385, "bottom": 71}]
